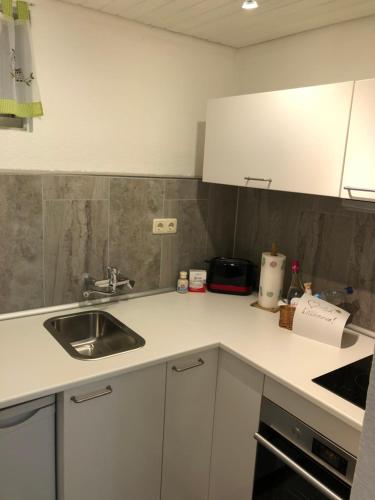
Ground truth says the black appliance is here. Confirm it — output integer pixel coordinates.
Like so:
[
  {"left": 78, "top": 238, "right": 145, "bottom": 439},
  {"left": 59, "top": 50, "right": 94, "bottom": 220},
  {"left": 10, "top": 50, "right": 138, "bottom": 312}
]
[
  {"left": 312, "top": 355, "right": 373, "bottom": 410},
  {"left": 206, "top": 257, "right": 256, "bottom": 295},
  {"left": 252, "top": 398, "right": 356, "bottom": 500}
]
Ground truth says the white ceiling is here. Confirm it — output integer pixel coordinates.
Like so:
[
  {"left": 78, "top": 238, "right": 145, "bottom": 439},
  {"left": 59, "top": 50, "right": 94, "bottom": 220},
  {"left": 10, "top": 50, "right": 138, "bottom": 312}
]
[{"left": 61, "top": 0, "right": 375, "bottom": 48}]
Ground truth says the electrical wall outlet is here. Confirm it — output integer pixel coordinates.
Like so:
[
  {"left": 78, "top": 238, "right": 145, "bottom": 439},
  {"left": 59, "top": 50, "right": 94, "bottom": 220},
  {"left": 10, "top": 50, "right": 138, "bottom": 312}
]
[{"left": 152, "top": 218, "right": 177, "bottom": 234}]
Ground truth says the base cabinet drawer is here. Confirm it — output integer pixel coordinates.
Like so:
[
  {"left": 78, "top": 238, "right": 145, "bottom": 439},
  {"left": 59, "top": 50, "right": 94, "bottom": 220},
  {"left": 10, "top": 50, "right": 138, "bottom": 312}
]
[
  {"left": 57, "top": 364, "right": 166, "bottom": 500},
  {"left": 0, "top": 396, "right": 55, "bottom": 500},
  {"left": 161, "top": 348, "right": 218, "bottom": 500}
]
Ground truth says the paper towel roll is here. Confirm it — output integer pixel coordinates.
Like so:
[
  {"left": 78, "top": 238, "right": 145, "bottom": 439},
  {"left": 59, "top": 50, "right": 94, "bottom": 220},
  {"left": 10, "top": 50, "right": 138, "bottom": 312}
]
[{"left": 258, "top": 252, "right": 286, "bottom": 309}]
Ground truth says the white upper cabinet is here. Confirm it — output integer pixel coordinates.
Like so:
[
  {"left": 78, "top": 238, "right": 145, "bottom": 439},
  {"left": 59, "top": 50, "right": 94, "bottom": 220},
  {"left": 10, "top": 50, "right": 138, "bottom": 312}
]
[
  {"left": 203, "top": 82, "right": 354, "bottom": 197},
  {"left": 341, "top": 78, "right": 375, "bottom": 202}
]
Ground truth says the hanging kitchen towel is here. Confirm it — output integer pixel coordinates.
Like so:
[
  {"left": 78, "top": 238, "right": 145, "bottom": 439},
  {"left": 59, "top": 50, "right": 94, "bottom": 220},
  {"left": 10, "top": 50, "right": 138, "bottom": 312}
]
[
  {"left": 351, "top": 351, "right": 375, "bottom": 500},
  {"left": 0, "top": 0, "right": 43, "bottom": 117}
]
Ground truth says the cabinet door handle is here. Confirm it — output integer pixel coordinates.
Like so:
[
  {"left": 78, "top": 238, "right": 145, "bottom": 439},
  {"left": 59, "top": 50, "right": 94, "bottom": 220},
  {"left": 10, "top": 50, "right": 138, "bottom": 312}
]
[
  {"left": 344, "top": 186, "right": 375, "bottom": 197},
  {"left": 71, "top": 385, "right": 113, "bottom": 404},
  {"left": 244, "top": 177, "right": 272, "bottom": 186},
  {"left": 172, "top": 358, "right": 205, "bottom": 373},
  {"left": 254, "top": 433, "right": 344, "bottom": 500}
]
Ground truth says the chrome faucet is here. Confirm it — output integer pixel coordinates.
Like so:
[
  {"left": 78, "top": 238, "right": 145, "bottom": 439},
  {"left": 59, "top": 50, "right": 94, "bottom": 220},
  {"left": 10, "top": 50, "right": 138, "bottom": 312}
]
[{"left": 82, "top": 266, "right": 135, "bottom": 299}]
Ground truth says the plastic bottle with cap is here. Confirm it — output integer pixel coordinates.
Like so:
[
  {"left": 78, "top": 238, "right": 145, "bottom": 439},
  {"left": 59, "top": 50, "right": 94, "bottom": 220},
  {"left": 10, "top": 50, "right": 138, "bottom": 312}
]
[
  {"left": 317, "top": 287, "right": 354, "bottom": 307},
  {"left": 316, "top": 287, "right": 358, "bottom": 323},
  {"left": 177, "top": 271, "right": 189, "bottom": 294}
]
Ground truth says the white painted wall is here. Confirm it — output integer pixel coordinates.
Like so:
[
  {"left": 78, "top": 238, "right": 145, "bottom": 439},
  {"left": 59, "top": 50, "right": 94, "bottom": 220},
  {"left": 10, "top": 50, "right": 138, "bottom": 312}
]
[
  {"left": 2, "top": 0, "right": 237, "bottom": 176},
  {"left": 4, "top": 7, "right": 375, "bottom": 176},
  {"left": 237, "top": 15, "right": 375, "bottom": 94}
]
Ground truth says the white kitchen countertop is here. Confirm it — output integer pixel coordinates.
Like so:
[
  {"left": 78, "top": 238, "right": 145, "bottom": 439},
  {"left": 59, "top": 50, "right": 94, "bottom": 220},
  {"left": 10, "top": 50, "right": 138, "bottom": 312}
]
[{"left": 0, "top": 291, "right": 373, "bottom": 430}]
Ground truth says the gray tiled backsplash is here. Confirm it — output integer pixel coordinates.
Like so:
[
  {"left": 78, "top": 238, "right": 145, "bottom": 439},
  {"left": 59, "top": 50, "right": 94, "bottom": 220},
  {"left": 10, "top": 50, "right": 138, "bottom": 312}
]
[
  {"left": 207, "top": 184, "right": 238, "bottom": 259},
  {"left": 165, "top": 178, "right": 209, "bottom": 200},
  {"left": 0, "top": 174, "right": 236, "bottom": 311},
  {"left": 160, "top": 198, "right": 209, "bottom": 288},
  {"left": 0, "top": 175, "right": 43, "bottom": 313},
  {"left": 43, "top": 175, "right": 109, "bottom": 200},
  {"left": 44, "top": 199, "right": 109, "bottom": 305},
  {"left": 109, "top": 178, "right": 165, "bottom": 293},
  {"left": 234, "top": 188, "right": 375, "bottom": 330},
  {"left": 1, "top": 173, "right": 375, "bottom": 331}
]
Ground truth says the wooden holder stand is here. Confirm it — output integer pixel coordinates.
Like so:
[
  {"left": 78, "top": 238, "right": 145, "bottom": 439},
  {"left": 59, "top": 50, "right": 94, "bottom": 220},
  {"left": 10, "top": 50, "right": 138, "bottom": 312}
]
[{"left": 279, "top": 305, "right": 296, "bottom": 330}]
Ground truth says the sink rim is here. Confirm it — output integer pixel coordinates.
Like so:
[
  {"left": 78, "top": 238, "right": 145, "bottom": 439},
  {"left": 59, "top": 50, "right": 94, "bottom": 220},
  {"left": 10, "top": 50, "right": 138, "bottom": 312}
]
[{"left": 44, "top": 309, "right": 146, "bottom": 361}]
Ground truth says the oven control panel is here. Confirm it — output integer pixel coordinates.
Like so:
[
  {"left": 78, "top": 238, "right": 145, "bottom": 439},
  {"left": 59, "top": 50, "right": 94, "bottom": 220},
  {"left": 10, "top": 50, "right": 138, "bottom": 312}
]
[{"left": 260, "top": 397, "right": 356, "bottom": 483}]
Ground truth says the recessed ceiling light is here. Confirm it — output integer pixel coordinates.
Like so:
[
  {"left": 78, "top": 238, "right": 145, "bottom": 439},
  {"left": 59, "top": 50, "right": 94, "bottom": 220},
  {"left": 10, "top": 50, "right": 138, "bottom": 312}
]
[{"left": 242, "top": 0, "right": 258, "bottom": 9}]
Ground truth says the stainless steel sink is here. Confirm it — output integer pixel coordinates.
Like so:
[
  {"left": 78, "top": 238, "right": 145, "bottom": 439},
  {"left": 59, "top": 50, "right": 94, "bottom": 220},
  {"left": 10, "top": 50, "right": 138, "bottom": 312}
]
[{"left": 44, "top": 310, "right": 145, "bottom": 360}]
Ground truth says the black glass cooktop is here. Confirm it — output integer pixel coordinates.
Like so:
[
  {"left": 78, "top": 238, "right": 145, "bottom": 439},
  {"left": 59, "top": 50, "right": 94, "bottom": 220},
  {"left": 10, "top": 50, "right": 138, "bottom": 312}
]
[{"left": 312, "top": 355, "right": 373, "bottom": 410}]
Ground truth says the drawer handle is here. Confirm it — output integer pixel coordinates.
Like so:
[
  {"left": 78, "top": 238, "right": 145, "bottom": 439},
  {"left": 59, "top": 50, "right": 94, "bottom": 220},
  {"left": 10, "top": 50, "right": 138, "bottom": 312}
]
[
  {"left": 344, "top": 186, "right": 375, "bottom": 197},
  {"left": 71, "top": 385, "right": 113, "bottom": 404},
  {"left": 244, "top": 177, "right": 272, "bottom": 187},
  {"left": 172, "top": 358, "right": 205, "bottom": 373},
  {"left": 0, "top": 409, "right": 38, "bottom": 429}
]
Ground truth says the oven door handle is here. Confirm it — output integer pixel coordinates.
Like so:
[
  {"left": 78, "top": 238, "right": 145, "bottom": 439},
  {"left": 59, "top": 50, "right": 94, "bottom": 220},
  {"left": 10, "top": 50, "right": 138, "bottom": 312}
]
[{"left": 254, "top": 433, "right": 344, "bottom": 500}]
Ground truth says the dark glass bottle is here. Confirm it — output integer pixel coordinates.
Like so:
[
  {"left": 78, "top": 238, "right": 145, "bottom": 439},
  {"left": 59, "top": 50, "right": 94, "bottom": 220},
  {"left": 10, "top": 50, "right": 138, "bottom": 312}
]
[{"left": 286, "top": 260, "right": 304, "bottom": 304}]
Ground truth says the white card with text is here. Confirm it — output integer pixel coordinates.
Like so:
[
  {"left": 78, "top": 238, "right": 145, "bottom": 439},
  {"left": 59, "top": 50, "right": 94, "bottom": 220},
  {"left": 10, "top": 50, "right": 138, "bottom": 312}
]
[{"left": 292, "top": 294, "right": 350, "bottom": 347}]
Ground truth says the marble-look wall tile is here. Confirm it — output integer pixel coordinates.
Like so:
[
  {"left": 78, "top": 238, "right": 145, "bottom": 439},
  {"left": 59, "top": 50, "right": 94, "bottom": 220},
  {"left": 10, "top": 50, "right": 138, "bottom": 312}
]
[
  {"left": 312, "top": 194, "right": 345, "bottom": 215},
  {"left": 43, "top": 175, "right": 109, "bottom": 200},
  {"left": 0, "top": 175, "right": 43, "bottom": 313},
  {"left": 165, "top": 179, "right": 209, "bottom": 200},
  {"left": 206, "top": 184, "right": 238, "bottom": 259},
  {"left": 347, "top": 213, "right": 375, "bottom": 329},
  {"left": 161, "top": 179, "right": 236, "bottom": 287},
  {"left": 235, "top": 188, "right": 316, "bottom": 272},
  {"left": 44, "top": 200, "right": 108, "bottom": 305},
  {"left": 160, "top": 199, "right": 208, "bottom": 288},
  {"left": 109, "top": 178, "right": 164, "bottom": 293},
  {"left": 296, "top": 211, "right": 354, "bottom": 290}
]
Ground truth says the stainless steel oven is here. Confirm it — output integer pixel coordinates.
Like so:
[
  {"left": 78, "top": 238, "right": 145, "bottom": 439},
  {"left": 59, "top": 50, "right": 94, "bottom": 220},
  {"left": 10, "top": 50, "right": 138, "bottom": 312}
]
[{"left": 252, "top": 398, "right": 356, "bottom": 500}]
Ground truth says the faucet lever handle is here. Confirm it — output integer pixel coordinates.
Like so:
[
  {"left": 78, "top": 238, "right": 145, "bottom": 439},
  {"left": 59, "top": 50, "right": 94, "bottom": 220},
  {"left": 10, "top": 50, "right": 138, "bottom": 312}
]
[
  {"left": 107, "top": 266, "right": 119, "bottom": 282},
  {"left": 106, "top": 266, "right": 111, "bottom": 280}
]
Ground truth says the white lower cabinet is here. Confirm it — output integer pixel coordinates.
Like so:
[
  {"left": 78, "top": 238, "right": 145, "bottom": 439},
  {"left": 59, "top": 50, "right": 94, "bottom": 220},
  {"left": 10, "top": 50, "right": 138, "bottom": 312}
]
[
  {"left": 209, "top": 350, "right": 264, "bottom": 500},
  {"left": 58, "top": 349, "right": 264, "bottom": 500},
  {"left": 161, "top": 348, "right": 219, "bottom": 500},
  {"left": 57, "top": 363, "right": 166, "bottom": 500}
]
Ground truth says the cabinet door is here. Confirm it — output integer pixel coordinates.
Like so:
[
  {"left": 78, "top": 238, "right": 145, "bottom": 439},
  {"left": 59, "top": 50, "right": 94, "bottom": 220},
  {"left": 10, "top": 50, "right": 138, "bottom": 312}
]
[
  {"left": 161, "top": 348, "right": 218, "bottom": 500},
  {"left": 341, "top": 78, "right": 375, "bottom": 201},
  {"left": 203, "top": 82, "right": 353, "bottom": 196},
  {"left": 209, "top": 350, "right": 264, "bottom": 500},
  {"left": 58, "top": 363, "right": 166, "bottom": 500}
]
